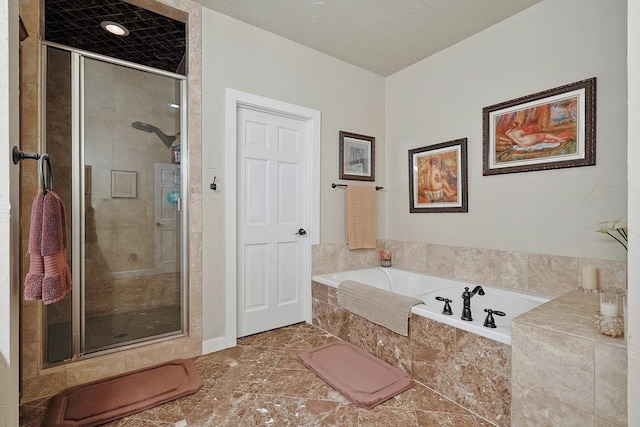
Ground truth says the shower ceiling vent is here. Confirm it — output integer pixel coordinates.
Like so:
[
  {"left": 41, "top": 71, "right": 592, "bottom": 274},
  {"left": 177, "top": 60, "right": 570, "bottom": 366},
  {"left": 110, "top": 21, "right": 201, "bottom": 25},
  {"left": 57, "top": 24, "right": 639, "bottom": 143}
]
[{"left": 45, "top": 0, "right": 186, "bottom": 75}]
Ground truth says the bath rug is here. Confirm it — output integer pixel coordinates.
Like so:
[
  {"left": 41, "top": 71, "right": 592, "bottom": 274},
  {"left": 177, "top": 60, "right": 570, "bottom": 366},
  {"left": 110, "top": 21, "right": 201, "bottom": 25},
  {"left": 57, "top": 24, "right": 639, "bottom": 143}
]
[
  {"left": 42, "top": 359, "right": 202, "bottom": 427},
  {"left": 299, "top": 341, "right": 413, "bottom": 409},
  {"left": 338, "top": 280, "right": 422, "bottom": 336}
]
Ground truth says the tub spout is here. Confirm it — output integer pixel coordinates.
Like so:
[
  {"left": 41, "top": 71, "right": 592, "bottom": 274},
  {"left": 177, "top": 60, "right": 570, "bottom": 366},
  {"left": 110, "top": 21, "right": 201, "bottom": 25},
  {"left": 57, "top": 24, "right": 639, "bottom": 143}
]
[{"left": 461, "top": 286, "right": 485, "bottom": 321}]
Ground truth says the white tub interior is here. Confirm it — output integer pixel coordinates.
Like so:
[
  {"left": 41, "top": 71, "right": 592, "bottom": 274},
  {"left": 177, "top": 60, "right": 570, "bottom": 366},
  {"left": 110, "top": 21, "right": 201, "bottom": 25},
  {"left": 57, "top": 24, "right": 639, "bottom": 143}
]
[{"left": 312, "top": 267, "right": 550, "bottom": 345}]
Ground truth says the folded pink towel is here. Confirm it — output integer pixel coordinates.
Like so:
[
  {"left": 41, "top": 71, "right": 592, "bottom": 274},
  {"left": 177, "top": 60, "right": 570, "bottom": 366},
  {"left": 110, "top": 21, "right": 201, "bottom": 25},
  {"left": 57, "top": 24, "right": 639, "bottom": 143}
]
[
  {"left": 24, "top": 192, "right": 45, "bottom": 301},
  {"left": 41, "top": 191, "right": 72, "bottom": 304}
]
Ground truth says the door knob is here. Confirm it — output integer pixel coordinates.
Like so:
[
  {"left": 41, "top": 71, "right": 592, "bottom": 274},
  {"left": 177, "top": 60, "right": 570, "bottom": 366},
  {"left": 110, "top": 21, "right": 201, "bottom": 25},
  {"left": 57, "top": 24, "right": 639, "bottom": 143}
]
[{"left": 295, "top": 228, "right": 307, "bottom": 236}]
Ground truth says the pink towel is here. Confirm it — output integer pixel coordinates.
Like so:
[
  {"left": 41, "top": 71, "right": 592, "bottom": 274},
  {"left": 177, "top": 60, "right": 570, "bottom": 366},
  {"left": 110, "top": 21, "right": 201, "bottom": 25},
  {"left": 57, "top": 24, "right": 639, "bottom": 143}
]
[
  {"left": 41, "top": 191, "right": 72, "bottom": 304},
  {"left": 24, "top": 190, "right": 72, "bottom": 304},
  {"left": 24, "top": 192, "right": 45, "bottom": 300}
]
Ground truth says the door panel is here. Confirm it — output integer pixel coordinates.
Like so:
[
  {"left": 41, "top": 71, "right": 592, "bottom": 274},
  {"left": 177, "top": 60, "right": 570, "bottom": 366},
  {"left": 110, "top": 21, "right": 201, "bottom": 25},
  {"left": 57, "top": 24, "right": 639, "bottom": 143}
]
[{"left": 237, "top": 106, "right": 308, "bottom": 337}]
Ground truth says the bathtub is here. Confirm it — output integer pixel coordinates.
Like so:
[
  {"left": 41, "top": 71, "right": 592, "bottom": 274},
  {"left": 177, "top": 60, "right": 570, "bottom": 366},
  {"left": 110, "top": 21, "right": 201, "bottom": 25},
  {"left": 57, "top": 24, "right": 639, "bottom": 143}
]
[{"left": 312, "top": 267, "right": 550, "bottom": 345}]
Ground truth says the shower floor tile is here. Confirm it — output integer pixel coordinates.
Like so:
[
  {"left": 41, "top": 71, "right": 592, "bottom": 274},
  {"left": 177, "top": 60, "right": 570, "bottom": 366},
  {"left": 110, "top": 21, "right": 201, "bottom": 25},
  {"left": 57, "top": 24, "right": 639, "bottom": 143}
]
[{"left": 19, "top": 322, "right": 492, "bottom": 426}]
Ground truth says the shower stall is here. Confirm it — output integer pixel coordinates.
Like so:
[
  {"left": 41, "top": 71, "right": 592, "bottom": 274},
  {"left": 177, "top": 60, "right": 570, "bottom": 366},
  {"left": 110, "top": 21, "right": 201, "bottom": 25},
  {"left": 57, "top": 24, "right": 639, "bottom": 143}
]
[{"left": 44, "top": 45, "right": 187, "bottom": 364}]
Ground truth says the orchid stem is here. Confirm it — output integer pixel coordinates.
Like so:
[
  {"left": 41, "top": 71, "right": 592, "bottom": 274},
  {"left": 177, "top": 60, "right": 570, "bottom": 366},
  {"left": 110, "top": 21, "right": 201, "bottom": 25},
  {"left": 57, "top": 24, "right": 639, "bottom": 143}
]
[{"left": 608, "top": 232, "right": 628, "bottom": 250}]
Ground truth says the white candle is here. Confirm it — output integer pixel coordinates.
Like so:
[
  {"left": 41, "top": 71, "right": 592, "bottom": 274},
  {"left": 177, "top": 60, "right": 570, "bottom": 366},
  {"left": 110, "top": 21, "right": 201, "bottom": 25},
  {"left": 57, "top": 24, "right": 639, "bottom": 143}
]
[
  {"left": 581, "top": 266, "right": 598, "bottom": 290},
  {"left": 601, "top": 301, "right": 619, "bottom": 317}
]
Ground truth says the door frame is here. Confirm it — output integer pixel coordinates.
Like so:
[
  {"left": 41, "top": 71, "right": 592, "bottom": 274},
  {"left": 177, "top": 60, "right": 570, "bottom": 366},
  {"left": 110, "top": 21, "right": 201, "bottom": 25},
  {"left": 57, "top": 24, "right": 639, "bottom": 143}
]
[{"left": 224, "top": 88, "right": 321, "bottom": 341}]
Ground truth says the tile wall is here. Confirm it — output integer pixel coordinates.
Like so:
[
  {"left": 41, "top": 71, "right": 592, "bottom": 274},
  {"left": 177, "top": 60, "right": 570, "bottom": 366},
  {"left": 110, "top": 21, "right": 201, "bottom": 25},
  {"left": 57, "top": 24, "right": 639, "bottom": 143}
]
[{"left": 313, "top": 240, "right": 627, "bottom": 298}]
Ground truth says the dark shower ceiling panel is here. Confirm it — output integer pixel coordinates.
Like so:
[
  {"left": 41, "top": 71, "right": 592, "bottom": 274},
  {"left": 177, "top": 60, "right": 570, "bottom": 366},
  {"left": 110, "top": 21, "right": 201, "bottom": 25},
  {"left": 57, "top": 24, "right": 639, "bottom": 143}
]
[{"left": 45, "top": 0, "right": 186, "bottom": 74}]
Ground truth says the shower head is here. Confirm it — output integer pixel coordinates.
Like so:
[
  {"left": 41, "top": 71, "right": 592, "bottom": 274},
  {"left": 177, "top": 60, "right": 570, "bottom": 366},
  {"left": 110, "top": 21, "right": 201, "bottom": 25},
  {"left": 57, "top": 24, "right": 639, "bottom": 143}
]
[{"left": 131, "top": 121, "right": 179, "bottom": 148}]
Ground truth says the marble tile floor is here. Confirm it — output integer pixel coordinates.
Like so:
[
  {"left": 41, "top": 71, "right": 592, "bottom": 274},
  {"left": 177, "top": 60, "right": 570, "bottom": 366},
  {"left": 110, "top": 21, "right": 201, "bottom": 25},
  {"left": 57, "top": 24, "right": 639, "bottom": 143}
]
[{"left": 19, "top": 322, "right": 493, "bottom": 426}]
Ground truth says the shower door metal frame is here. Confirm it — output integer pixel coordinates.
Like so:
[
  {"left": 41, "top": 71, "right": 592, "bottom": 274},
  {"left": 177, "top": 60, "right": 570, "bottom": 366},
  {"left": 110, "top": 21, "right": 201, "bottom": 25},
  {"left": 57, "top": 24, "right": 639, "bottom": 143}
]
[{"left": 43, "top": 42, "right": 189, "bottom": 362}]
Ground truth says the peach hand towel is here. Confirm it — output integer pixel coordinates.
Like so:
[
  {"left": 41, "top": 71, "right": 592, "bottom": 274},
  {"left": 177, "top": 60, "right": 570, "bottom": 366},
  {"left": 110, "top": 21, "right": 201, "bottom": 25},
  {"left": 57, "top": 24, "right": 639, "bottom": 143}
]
[
  {"left": 41, "top": 190, "right": 72, "bottom": 304},
  {"left": 346, "top": 185, "right": 376, "bottom": 249}
]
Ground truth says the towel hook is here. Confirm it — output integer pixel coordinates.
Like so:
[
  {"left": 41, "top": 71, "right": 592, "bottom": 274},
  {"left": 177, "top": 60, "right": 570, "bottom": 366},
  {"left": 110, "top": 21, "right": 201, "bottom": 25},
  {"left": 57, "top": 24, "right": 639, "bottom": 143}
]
[
  {"left": 38, "top": 154, "right": 54, "bottom": 193},
  {"left": 12, "top": 146, "right": 41, "bottom": 164}
]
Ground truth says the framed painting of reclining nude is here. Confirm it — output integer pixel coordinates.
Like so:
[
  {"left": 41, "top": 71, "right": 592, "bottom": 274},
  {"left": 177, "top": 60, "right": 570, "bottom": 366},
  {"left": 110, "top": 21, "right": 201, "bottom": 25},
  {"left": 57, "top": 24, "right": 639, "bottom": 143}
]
[
  {"left": 409, "top": 138, "right": 468, "bottom": 213},
  {"left": 482, "top": 77, "right": 596, "bottom": 176}
]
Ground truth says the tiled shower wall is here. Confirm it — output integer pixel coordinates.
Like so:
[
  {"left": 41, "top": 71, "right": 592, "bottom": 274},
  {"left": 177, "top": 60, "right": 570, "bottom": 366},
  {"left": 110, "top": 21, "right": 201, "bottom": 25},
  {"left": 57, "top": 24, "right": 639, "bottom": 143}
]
[
  {"left": 19, "top": 0, "right": 203, "bottom": 403},
  {"left": 313, "top": 240, "right": 627, "bottom": 297}
]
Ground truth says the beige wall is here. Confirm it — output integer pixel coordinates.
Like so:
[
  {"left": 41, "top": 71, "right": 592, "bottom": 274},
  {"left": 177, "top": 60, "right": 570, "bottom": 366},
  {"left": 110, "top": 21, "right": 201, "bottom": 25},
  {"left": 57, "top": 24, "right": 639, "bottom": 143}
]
[
  {"left": 385, "top": 0, "right": 627, "bottom": 263},
  {"left": 200, "top": 9, "right": 387, "bottom": 342}
]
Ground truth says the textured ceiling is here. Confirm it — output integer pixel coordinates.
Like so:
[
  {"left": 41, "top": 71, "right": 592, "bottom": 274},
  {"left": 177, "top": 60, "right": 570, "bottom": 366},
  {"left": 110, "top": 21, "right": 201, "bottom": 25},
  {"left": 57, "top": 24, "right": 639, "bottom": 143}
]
[
  {"left": 196, "top": 0, "right": 541, "bottom": 76},
  {"left": 45, "top": 0, "right": 186, "bottom": 74},
  {"left": 43, "top": 0, "right": 542, "bottom": 77}
]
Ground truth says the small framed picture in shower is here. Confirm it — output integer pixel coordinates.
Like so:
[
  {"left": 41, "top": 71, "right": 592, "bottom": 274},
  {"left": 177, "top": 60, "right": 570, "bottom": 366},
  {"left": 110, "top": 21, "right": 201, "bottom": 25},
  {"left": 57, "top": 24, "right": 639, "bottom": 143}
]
[
  {"left": 111, "top": 170, "right": 137, "bottom": 198},
  {"left": 339, "top": 131, "right": 375, "bottom": 181},
  {"left": 408, "top": 138, "right": 468, "bottom": 213}
]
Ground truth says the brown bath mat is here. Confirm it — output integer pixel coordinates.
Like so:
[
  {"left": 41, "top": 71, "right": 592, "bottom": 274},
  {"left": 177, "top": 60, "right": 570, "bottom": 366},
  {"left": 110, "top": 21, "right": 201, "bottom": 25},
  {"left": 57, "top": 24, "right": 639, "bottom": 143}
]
[
  {"left": 43, "top": 359, "right": 202, "bottom": 427},
  {"left": 298, "top": 341, "right": 413, "bottom": 409}
]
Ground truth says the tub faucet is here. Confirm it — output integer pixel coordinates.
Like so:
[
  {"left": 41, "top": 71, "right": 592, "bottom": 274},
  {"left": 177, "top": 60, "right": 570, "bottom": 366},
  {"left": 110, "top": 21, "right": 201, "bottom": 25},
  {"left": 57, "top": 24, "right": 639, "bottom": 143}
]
[{"left": 461, "top": 286, "right": 485, "bottom": 321}]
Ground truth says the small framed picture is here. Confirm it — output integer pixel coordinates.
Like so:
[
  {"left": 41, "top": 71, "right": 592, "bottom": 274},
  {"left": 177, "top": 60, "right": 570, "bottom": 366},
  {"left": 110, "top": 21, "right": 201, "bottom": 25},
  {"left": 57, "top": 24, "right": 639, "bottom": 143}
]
[
  {"left": 409, "top": 138, "right": 468, "bottom": 213},
  {"left": 483, "top": 77, "right": 596, "bottom": 175},
  {"left": 111, "top": 170, "right": 137, "bottom": 198},
  {"left": 339, "top": 131, "right": 375, "bottom": 181}
]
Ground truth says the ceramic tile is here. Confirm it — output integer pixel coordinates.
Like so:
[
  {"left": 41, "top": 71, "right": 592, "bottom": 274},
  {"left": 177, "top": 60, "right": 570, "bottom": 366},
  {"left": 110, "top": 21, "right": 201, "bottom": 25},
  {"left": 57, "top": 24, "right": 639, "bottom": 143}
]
[
  {"left": 308, "top": 376, "right": 351, "bottom": 403},
  {"left": 511, "top": 382, "right": 594, "bottom": 427},
  {"left": 311, "top": 281, "right": 328, "bottom": 302},
  {"left": 594, "top": 344, "right": 627, "bottom": 426},
  {"left": 528, "top": 253, "right": 578, "bottom": 296},
  {"left": 357, "top": 406, "right": 418, "bottom": 427},
  {"left": 512, "top": 322, "right": 594, "bottom": 413},
  {"left": 21, "top": 322, "right": 490, "bottom": 427},
  {"left": 425, "top": 243, "right": 455, "bottom": 277},
  {"left": 385, "top": 239, "right": 427, "bottom": 272},
  {"left": 375, "top": 324, "right": 411, "bottom": 374},
  {"left": 299, "top": 399, "right": 358, "bottom": 427}
]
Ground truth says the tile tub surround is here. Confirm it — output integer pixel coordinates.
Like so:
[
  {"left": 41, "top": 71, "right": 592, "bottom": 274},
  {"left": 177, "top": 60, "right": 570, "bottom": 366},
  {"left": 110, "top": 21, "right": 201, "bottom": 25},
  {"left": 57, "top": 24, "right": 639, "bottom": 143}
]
[
  {"left": 312, "top": 242, "right": 627, "bottom": 298},
  {"left": 312, "top": 281, "right": 510, "bottom": 426},
  {"left": 511, "top": 291, "right": 627, "bottom": 427}
]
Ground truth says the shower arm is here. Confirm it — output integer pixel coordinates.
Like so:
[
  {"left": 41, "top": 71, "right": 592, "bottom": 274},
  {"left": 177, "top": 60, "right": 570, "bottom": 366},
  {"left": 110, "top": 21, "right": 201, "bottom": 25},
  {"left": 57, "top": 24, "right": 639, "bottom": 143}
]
[{"left": 131, "top": 121, "right": 179, "bottom": 148}]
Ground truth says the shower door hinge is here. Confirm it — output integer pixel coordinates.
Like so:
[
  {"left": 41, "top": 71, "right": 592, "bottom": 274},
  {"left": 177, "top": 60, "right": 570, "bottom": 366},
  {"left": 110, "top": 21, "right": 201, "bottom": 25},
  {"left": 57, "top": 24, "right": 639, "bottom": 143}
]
[{"left": 177, "top": 198, "right": 184, "bottom": 212}]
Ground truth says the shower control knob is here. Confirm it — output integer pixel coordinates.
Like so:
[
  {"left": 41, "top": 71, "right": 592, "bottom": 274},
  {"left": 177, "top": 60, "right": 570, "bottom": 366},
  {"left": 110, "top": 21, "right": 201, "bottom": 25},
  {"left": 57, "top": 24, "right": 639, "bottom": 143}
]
[{"left": 156, "top": 222, "right": 163, "bottom": 227}]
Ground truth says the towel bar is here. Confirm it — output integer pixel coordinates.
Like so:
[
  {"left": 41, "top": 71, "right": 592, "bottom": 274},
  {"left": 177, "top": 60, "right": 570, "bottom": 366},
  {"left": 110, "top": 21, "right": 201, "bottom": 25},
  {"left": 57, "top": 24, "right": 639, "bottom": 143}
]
[{"left": 332, "top": 183, "right": 383, "bottom": 191}]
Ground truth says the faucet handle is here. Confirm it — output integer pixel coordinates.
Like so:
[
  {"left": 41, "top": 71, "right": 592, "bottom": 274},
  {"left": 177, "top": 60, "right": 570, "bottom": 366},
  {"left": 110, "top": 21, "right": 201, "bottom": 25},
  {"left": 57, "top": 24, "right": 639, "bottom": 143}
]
[
  {"left": 435, "top": 296, "right": 453, "bottom": 315},
  {"left": 483, "top": 309, "right": 506, "bottom": 328}
]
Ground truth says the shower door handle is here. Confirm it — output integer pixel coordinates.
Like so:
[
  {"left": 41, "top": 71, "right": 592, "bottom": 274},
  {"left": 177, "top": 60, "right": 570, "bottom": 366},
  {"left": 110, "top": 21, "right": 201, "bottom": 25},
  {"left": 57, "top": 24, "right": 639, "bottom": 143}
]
[{"left": 295, "top": 228, "right": 307, "bottom": 236}]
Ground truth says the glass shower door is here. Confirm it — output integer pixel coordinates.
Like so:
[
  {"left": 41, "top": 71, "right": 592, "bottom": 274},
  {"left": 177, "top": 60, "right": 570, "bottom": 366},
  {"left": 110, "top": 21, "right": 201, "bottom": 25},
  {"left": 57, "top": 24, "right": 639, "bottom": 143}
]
[{"left": 80, "top": 56, "right": 184, "bottom": 353}]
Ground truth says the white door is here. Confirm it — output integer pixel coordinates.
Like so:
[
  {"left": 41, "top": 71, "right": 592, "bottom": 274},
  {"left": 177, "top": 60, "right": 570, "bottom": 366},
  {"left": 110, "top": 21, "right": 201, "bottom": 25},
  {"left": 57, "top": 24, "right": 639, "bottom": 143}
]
[
  {"left": 237, "top": 106, "right": 309, "bottom": 337},
  {"left": 154, "top": 163, "right": 180, "bottom": 274}
]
